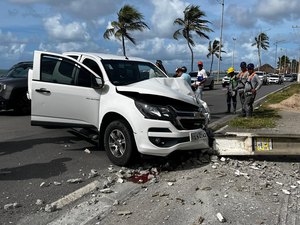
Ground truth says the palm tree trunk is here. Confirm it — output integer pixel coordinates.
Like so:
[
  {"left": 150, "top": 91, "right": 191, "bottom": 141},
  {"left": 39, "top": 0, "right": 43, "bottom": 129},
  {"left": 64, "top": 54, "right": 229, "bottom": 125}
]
[
  {"left": 258, "top": 46, "right": 261, "bottom": 70},
  {"left": 210, "top": 56, "right": 214, "bottom": 74},
  {"left": 122, "top": 35, "right": 126, "bottom": 57},
  {"left": 187, "top": 41, "right": 194, "bottom": 71}
]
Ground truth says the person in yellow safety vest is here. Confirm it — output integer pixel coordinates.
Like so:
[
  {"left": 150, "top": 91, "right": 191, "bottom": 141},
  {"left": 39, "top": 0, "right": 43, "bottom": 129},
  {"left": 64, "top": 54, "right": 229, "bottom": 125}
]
[
  {"left": 236, "top": 62, "right": 249, "bottom": 116},
  {"left": 244, "top": 63, "right": 262, "bottom": 117},
  {"left": 226, "top": 67, "right": 238, "bottom": 114}
]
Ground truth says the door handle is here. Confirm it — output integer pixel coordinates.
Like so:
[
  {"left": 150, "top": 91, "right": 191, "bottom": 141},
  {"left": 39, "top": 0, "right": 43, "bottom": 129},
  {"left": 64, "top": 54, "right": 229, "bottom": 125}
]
[{"left": 35, "top": 88, "right": 51, "bottom": 93}]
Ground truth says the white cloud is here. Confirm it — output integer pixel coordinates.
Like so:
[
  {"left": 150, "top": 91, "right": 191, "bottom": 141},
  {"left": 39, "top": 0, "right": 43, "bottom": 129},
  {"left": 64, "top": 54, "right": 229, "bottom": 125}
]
[
  {"left": 43, "top": 15, "right": 90, "bottom": 42},
  {"left": 256, "top": 0, "right": 300, "bottom": 22},
  {"left": 151, "top": 0, "right": 188, "bottom": 37},
  {"left": 0, "top": 30, "right": 26, "bottom": 59}
]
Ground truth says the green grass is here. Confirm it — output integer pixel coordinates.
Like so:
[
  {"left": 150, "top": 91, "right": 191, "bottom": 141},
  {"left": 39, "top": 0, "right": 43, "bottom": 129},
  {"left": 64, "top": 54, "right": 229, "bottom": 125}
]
[{"left": 228, "top": 83, "right": 300, "bottom": 129}]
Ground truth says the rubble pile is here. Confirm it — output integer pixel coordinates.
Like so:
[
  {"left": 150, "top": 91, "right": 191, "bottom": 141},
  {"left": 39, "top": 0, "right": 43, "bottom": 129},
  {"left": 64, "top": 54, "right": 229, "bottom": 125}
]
[{"left": 99, "top": 152, "right": 300, "bottom": 224}]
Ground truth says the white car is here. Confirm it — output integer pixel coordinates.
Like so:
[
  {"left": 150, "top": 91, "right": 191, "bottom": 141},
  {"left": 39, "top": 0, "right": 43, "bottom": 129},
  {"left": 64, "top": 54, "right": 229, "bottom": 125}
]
[
  {"left": 256, "top": 71, "right": 268, "bottom": 85},
  {"left": 268, "top": 74, "right": 283, "bottom": 84},
  {"left": 28, "top": 51, "right": 211, "bottom": 166}
]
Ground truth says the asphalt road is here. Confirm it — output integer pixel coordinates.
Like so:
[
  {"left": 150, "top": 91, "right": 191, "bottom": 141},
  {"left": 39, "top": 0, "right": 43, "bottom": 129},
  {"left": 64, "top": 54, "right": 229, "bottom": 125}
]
[
  {"left": 0, "top": 111, "right": 112, "bottom": 224},
  {"left": 0, "top": 82, "right": 289, "bottom": 224}
]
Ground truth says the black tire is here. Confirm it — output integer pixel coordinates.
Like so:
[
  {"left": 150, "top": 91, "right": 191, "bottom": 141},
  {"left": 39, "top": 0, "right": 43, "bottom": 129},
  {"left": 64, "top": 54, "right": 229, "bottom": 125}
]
[
  {"left": 13, "top": 94, "right": 31, "bottom": 115},
  {"left": 104, "top": 120, "right": 136, "bottom": 166},
  {"left": 209, "top": 81, "right": 214, "bottom": 90}
]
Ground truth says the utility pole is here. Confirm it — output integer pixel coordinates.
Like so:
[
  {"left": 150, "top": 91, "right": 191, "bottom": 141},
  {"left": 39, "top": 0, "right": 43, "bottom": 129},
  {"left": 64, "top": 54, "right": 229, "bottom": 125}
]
[
  {"left": 217, "top": 0, "right": 224, "bottom": 83},
  {"left": 292, "top": 25, "right": 300, "bottom": 82},
  {"left": 232, "top": 37, "right": 236, "bottom": 68},
  {"left": 273, "top": 40, "right": 285, "bottom": 73}
]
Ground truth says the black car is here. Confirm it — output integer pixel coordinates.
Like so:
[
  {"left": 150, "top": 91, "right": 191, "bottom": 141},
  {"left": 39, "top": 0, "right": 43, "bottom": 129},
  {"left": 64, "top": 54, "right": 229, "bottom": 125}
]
[{"left": 0, "top": 61, "right": 33, "bottom": 114}]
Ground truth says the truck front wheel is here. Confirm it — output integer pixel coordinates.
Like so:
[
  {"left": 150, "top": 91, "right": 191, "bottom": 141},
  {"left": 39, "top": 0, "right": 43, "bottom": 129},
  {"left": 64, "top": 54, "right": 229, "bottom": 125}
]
[{"left": 104, "top": 120, "right": 136, "bottom": 166}]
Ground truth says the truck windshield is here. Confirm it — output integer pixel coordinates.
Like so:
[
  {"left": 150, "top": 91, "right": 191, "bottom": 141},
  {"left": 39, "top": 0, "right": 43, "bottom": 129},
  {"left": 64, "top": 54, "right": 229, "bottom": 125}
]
[{"left": 102, "top": 60, "right": 167, "bottom": 86}]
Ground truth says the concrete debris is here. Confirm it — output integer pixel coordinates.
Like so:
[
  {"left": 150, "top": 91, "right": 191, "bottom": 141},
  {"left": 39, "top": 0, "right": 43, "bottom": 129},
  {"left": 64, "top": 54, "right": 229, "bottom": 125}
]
[
  {"left": 117, "top": 178, "right": 124, "bottom": 183},
  {"left": 276, "top": 182, "right": 283, "bottom": 186},
  {"left": 165, "top": 178, "right": 176, "bottom": 182},
  {"left": 219, "top": 157, "right": 226, "bottom": 162},
  {"left": 44, "top": 204, "right": 57, "bottom": 212},
  {"left": 108, "top": 165, "right": 117, "bottom": 173},
  {"left": 216, "top": 212, "right": 226, "bottom": 223},
  {"left": 53, "top": 181, "right": 62, "bottom": 186},
  {"left": 117, "top": 210, "right": 132, "bottom": 216},
  {"left": 40, "top": 182, "right": 49, "bottom": 187},
  {"left": 113, "top": 200, "right": 119, "bottom": 206},
  {"left": 297, "top": 180, "right": 300, "bottom": 185},
  {"left": 4, "top": 202, "right": 21, "bottom": 210},
  {"left": 282, "top": 189, "right": 291, "bottom": 195},
  {"left": 234, "top": 170, "right": 250, "bottom": 179},
  {"left": 67, "top": 178, "right": 83, "bottom": 184},
  {"left": 88, "top": 169, "right": 99, "bottom": 179},
  {"left": 167, "top": 182, "right": 174, "bottom": 186},
  {"left": 99, "top": 188, "right": 113, "bottom": 194},
  {"left": 35, "top": 199, "right": 44, "bottom": 205},
  {"left": 249, "top": 165, "right": 260, "bottom": 170},
  {"left": 84, "top": 148, "right": 91, "bottom": 154}
]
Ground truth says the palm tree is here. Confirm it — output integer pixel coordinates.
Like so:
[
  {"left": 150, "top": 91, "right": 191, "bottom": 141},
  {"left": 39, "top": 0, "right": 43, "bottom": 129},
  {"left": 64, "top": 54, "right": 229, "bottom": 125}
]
[
  {"left": 252, "top": 32, "right": 269, "bottom": 70},
  {"left": 173, "top": 5, "right": 213, "bottom": 71},
  {"left": 103, "top": 5, "right": 149, "bottom": 57},
  {"left": 206, "top": 39, "right": 226, "bottom": 74}
]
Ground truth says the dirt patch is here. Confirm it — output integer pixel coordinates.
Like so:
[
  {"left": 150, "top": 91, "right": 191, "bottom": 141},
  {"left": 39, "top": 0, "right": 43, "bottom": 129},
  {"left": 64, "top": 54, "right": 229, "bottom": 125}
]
[{"left": 269, "top": 93, "right": 300, "bottom": 112}]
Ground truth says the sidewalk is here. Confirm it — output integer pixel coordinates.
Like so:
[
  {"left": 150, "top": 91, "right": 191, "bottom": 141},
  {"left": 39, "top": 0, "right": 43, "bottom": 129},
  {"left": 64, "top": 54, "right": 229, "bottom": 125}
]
[{"left": 217, "top": 110, "right": 300, "bottom": 135}]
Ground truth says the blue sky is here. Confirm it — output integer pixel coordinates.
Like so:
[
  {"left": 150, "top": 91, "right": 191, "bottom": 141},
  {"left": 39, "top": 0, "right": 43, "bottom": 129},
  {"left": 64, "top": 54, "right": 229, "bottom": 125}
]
[{"left": 0, "top": 0, "right": 299, "bottom": 72}]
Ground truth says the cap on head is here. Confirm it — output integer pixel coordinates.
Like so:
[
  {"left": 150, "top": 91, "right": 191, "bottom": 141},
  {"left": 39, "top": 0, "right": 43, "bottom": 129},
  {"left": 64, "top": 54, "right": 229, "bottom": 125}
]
[
  {"left": 240, "top": 61, "right": 247, "bottom": 68},
  {"left": 197, "top": 61, "right": 203, "bottom": 66},
  {"left": 247, "top": 63, "right": 255, "bottom": 70},
  {"left": 227, "top": 67, "right": 235, "bottom": 74},
  {"left": 181, "top": 66, "right": 187, "bottom": 73}
]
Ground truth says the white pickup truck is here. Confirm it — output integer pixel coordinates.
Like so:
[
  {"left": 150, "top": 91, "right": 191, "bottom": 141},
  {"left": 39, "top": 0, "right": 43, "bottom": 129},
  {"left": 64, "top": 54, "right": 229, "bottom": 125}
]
[{"left": 28, "top": 51, "right": 211, "bottom": 165}]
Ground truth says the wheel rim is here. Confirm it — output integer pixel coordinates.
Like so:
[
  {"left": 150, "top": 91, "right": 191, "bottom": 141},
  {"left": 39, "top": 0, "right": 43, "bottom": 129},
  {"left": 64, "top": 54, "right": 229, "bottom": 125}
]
[{"left": 108, "top": 129, "right": 126, "bottom": 158}]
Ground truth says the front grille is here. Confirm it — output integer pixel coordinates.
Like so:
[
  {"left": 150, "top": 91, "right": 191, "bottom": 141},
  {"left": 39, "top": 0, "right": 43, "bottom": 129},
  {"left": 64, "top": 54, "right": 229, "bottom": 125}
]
[{"left": 171, "top": 106, "right": 207, "bottom": 130}]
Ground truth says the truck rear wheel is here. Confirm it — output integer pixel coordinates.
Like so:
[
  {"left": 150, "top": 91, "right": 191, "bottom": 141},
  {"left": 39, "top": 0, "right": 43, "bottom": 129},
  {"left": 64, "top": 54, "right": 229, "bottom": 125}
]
[{"left": 104, "top": 120, "right": 136, "bottom": 166}]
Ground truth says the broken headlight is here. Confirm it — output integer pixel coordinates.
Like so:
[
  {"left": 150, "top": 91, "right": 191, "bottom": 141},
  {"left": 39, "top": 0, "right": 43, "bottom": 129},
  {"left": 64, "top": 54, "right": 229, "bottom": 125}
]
[{"left": 135, "top": 101, "right": 175, "bottom": 121}]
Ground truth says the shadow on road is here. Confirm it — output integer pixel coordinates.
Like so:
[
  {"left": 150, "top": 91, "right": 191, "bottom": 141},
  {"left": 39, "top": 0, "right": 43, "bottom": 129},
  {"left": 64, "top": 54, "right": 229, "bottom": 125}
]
[
  {"left": 0, "top": 157, "right": 72, "bottom": 180},
  {"left": 0, "top": 136, "right": 82, "bottom": 156}
]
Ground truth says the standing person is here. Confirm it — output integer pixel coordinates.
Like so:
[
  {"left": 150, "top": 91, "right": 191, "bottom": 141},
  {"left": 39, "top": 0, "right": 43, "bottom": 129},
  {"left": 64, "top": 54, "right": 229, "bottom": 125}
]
[
  {"left": 237, "top": 62, "right": 249, "bottom": 116},
  {"left": 175, "top": 67, "right": 191, "bottom": 85},
  {"left": 226, "top": 67, "right": 238, "bottom": 114},
  {"left": 156, "top": 60, "right": 167, "bottom": 74},
  {"left": 193, "top": 61, "right": 207, "bottom": 100},
  {"left": 181, "top": 66, "right": 187, "bottom": 73},
  {"left": 244, "top": 63, "right": 262, "bottom": 117}
]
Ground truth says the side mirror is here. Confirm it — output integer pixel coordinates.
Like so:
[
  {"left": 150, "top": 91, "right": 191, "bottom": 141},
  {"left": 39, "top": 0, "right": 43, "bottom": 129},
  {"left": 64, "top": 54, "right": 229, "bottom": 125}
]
[{"left": 93, "top": 77, "right": 104, "bottom": 89}]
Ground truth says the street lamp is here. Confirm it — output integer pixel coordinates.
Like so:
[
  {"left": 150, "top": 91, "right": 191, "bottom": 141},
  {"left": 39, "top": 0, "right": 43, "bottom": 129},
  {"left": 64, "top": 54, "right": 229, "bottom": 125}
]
[
  {"left": 217, "top": 0, "right": 224, "bottom": 83},
  {"left": 232, "top": 37, "right": 236, "bottom": 68}
]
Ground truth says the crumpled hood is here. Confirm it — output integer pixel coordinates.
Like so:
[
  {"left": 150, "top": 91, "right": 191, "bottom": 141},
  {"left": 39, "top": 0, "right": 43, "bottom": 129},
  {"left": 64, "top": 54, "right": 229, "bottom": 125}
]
[{"left": 116, "top": 78, "right": 199, "bottom": 106}]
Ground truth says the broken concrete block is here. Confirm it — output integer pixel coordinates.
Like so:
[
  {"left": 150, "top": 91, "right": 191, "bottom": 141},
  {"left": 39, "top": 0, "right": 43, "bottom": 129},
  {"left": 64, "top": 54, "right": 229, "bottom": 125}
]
[
  {"left": 36, "top": 199, "right": 44, "bottom": 205},
  {"left": 67, "top": 178, "right": 83, "bottom": 184},
  {"left": 45, "top": 204, "right": 57, "bottom": 212},
  {"left": 216, "top": 212, "right": 226, "bottom": 222},
  {"left": 117, "top": 210, "right": 132, "bottom": 216},
  {"left": 84, "top": 148, "right": 91, "bottom": 154}
]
